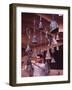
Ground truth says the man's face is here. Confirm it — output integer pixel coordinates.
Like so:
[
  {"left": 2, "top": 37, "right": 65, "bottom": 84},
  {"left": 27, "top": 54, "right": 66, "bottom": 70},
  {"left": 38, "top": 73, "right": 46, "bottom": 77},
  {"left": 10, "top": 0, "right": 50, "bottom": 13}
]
[
  {"left": 36, "top": 56, "right": 41, "bottom": 62},
  {"left": 36, "top": 56, "right": 44, "bottom": 63}
]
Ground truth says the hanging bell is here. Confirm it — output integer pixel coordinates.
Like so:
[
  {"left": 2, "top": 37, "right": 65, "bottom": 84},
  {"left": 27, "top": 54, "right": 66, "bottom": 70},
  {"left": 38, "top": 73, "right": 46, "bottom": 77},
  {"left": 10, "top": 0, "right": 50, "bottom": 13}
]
[
  {"left": 39, "top": 17, "right": 43, "bottom": 30},
  {"left": 52, "top": 36, "right": 58, "bottom": 45},
  {"left": 45, "top": 49, "right": 51, "bottom": 59},
  {"left": 25, "top": 44, "right": 31, "bottom": 52},
  {"left": 47, "top": 39, "right": 50, "bottom": 45},
  {"left": 45, "top": 31, "right": 48, "bottom": 39},
  {"left": 32, "top": 35, "right": 38, "bottom": 44},
  {"left": 56, "top": 34, "right": 59, "bottom": 41},
  {"left": 51, "top": 47, "right": 55, "bottom": 53},
  {"left": 56, "top": 46, "right": 59, "bottom": 51},
  {"left": 51, "top": 57, "right": 56, "bottom": 63},
  {"left": 50, "top": 18, "right": 58, "bottom": 32},
  {"left": 40, "top": 49, "right": 44, "bottom": 56}
]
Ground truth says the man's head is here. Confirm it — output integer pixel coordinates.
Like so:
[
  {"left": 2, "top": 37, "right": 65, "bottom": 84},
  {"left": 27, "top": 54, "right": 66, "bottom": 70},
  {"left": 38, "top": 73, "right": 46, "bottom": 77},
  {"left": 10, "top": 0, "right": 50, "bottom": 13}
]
[{"left": 36, "top": 54, "right": 44, "bottom": 63}]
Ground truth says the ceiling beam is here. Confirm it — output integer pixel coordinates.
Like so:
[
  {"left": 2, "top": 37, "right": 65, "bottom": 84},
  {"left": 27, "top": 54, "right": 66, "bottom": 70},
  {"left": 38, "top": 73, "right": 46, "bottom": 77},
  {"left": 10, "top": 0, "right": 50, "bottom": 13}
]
[{"left": 36, "top": 14, "right": 51, "bottom": 22}]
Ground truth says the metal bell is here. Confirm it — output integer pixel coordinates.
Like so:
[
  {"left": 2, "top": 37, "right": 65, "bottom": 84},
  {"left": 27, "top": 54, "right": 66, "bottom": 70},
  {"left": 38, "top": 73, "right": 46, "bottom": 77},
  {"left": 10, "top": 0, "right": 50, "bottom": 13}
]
[
  {"left": 39, "top": 17, "right": 43, "bottom": 30},
  {"left": 32, "top": 35, "right": 38, "bottom": 44},
  {"left": 45, "top": 49, "right": 51, "bottom": 59},
  {"left": 52, "top": 36, "right": 58, "bottom": 45},
  {"left": 56, "top": 34, "right": 59, "bottom": 41},
  {"left": 51, "top": 57, "right": 56, "bottom": 63},
  {"left": 25, "top": 44, "right": 31, "bottom": 52}
]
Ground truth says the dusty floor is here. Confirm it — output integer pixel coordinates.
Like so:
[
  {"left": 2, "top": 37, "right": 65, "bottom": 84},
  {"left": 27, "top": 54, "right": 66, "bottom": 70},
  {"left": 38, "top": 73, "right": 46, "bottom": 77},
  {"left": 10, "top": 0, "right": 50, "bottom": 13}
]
[{"left": 21, "top": 69, "right": 63, "bottom": 77}]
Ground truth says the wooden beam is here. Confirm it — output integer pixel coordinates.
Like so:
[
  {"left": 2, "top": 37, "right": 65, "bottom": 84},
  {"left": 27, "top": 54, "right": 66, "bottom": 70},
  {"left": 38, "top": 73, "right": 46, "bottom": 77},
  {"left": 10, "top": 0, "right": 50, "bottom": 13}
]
[
  {"left": 32, "top": 43, "right": 63, "bottom": 52},
  {"left": 37, "top": 14, "right": 51, "bottom": 22}
]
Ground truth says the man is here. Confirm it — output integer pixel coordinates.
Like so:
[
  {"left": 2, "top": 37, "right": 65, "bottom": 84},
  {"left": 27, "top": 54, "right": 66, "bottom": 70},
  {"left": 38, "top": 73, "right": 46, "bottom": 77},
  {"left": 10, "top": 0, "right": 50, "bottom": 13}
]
[{"left": 32, "top": 54, "right": 48, "bottom": 76}]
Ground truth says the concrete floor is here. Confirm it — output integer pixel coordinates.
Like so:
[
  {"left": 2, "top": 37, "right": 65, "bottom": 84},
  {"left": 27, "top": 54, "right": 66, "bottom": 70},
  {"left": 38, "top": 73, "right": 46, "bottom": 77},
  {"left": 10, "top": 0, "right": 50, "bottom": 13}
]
[{"left": 21, "top": 69, "right": 63, "bottom": 77}]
